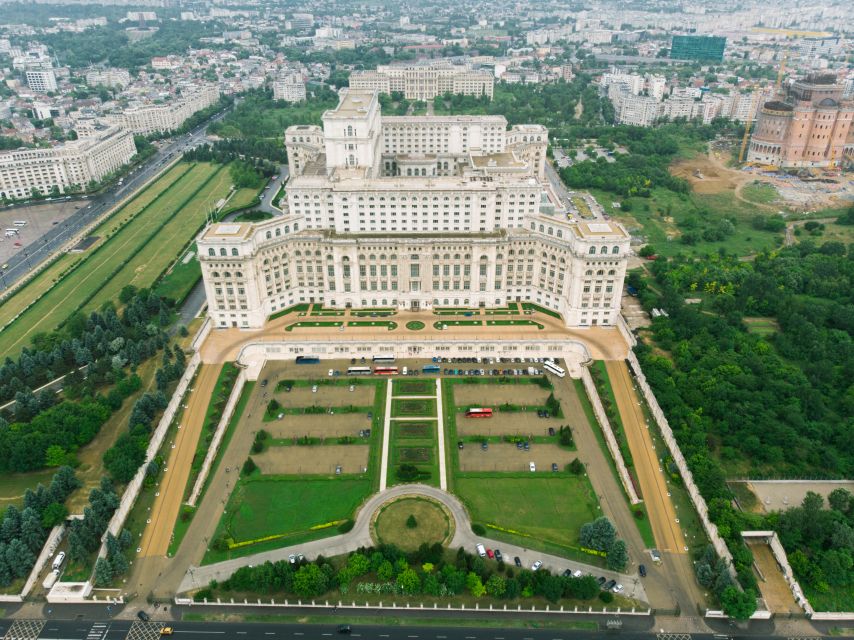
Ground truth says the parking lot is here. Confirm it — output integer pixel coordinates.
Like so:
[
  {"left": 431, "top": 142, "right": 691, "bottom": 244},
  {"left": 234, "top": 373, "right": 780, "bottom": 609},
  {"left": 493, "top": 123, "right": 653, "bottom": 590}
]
[
  {"left": 453, "top": 383, "right": 551, "bottom": 407},
  {"left": 266, "top": 413, "right": 372, "bottom": 439},
  {"left": 254, "top": 444, "right": 370, "bottom": 475},
  {"left": 456, "top": 411, "right": 561, "bottom": 436},
  {"left": 0, "top": 199, "right": 80, "bottom": 264},
  {"left": 458, "top": 442, "right": 578, "bottom": 472},
  {"left": 276, "top": 384, "right": 376, "bottom": 408}
]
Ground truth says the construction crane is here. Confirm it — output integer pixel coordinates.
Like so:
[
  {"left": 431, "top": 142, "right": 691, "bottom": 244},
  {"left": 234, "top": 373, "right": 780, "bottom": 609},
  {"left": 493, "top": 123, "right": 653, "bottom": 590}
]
[{"left": 739, "top": 50, "right": 788, "bottom": 164}]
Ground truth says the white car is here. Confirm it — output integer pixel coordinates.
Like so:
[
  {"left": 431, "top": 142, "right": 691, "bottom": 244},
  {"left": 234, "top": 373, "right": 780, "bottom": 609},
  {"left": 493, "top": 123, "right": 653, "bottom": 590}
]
[
  {"left": 288, "top": 554, "right": 296, "bottom": 564},
  {"left": 531, "top": 560, "right": 543, "bottom": 572},
  {"left": 312, "top": 385, "right": 318, "bottom": 393},
  {"left": 612, "top": 583, "right": 624, "bottom": 594},
  {"left": 529, "top": 461, "right": 536, "bottom": 472},
  {"left": 573, "top": 569, "right": 583, "bottom": 578},
  {"left": 52, "top": 551, "right": 65, "bottom": 570},
  {"left": 328, "top": 369, "right": 334, "bottom": 377}
]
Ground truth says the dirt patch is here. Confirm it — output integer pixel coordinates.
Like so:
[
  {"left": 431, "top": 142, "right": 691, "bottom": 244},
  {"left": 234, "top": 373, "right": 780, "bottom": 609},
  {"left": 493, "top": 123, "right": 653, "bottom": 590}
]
[
  {"left": 456, "top": 412, "right": 561, "bottom": 437},
  {"left": 276, "top": 385, "right": 375, "bottom": 408},
  {"left": 458, "top": 442, "right": 577, "bottom": 472},
  {"left": 254, "top": 444, "right": 369, "bottom": 475},
  {"left": 747, "top": 541, "right": 801, "bottom": 614},
  {"left": 671, "top": 151, "right": 746, "bottom": 195},
  {"left": 453, "top": 384, "right": 550, "bottom": 407},
  {"left": 266, "top": 413, "right": 371, "bottom": 439}
]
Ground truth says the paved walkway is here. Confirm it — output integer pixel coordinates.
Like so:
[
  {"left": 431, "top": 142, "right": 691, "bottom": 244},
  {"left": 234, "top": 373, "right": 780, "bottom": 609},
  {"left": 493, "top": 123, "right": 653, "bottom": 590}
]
[
  {"left": 176, "top": 483, "right": 647, "bottom": 604},
  {"left": 379, "top": 379, "right": 392, "bottom": 491},
  {"left": 436, "top": 378, "right": 447, "bottom": 490},
  {"left": 199, "top": 309, "right": 629, "bottom": 364}
]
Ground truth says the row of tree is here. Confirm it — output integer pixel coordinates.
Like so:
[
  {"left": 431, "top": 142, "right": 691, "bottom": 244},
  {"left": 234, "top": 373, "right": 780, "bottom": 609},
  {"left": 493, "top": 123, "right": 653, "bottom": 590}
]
[
  {"left": 66, "top": 477, "right": 120, "bottom": 568},
  {"left": 203, "top": 543, "right": 606, "bottom": 605},
  {"left": 0, "top": 466, "right": 80, "bottom": 587}
]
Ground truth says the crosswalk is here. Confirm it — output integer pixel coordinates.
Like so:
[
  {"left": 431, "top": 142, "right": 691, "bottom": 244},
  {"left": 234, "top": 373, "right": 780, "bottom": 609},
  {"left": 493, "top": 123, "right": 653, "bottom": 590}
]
[
  {"left": 2, "top": 620, "right": 45, "bottom": 640},
  {"left": 85, "top": 622, "right": 110, "bottom": 640}
]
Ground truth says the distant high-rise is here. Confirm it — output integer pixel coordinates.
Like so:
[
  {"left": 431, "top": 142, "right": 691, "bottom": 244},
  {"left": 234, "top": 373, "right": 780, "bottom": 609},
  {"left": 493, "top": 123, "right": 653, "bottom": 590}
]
[{"left": 670, "top": 35, "right": 726, "bottom": 62}]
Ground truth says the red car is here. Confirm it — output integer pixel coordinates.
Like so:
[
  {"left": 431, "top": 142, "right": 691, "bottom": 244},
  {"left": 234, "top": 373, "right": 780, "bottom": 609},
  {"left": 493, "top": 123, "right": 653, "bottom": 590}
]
[{"left": 486, "top": 549, "right": 494, "bottom": 559}]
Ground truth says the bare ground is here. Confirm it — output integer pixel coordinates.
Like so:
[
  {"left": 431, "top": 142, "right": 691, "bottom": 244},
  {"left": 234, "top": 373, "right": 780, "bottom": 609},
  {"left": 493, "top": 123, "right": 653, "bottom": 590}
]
[
  {"left": 458, "top": 442, "right": 576, "bottom": 472},
  {"left": 453, "top": 384, "right": 551, "bottom": 407},
  {"left": 277, "top": 385, "right": 375, "bottom": 408},
  {"left": 266, "top": 413, "right": 371, "bottom": 439},
  {"left": 456, "top": 412, "right": 562, "bottom": 437},
  {"left": 253, "top": 444, "right": 369, "bottom": 475}
]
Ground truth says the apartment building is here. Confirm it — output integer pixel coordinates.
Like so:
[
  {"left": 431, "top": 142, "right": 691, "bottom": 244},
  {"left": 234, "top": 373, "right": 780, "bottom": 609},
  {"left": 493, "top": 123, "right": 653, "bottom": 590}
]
[
  {"left": 197, "top": 89, "right": 629, "bottom": 330},
  {"left": 0, "top": 125, "right": 136, "bottom": 200},
  {"left": 106, "top": 85, "right": 220, "bottom": 135},
  {"left": 85, "top": 68, "right": 132, "bottom": 89},
  {"left": 350, "top": 62, "right": 494, "bottom": 101},
  {"left": 272, "top": 73, "right": 306, "bottom": 103},
  {"left": 25, "top": 69, "right": 57, "bottom": 93}
]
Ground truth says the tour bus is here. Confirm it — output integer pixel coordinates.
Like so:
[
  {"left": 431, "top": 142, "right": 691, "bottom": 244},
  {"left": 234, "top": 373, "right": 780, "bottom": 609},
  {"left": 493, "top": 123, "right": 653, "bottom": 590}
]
[
  {"left": 543, "top": 360, "right": 566, "bottom": 378},
  {"left": 295, "top": 355, "right": 321, "bottom": 365},
  {"left": 465, "top": 407, "right": 493, "bottom": 418},
  {"left": 5, "top": 228, "right": 19, "bottom": 235},
  {"left": 13, "top": 221, "right": 27, "bottom": 227},
  {"left": 422, "top": 364, "right": 440, "bottom": 374},
  {"left": 373, "top": 366, "right": 399, "bottom": 376},
  {"left": 346, "top": 366, "right": 372, "bottom": 376},
  {"left": 372, "top": 354, "right": 396, "bottom": 363}
]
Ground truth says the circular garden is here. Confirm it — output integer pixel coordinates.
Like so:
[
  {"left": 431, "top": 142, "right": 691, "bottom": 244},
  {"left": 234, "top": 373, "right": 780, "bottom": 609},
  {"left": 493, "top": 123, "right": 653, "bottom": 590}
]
[
  {"left": 372, "top": 496, "right": 453, "bottom": 551},
  {"left": 405, "top": 320, "right": 425, "bottom": 331}
]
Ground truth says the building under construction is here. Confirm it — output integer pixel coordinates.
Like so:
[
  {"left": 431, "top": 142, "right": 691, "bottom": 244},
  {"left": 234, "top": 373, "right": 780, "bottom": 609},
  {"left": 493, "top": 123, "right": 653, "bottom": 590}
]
[{"left": 747, "top": 73, "right": 854, "bottom": 169}]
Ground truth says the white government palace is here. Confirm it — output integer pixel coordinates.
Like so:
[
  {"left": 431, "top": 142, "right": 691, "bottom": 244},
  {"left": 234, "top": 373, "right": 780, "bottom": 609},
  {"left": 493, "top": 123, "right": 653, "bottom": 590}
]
[{"left": 197, "top": 89, "right": 630, "bottom": 329}]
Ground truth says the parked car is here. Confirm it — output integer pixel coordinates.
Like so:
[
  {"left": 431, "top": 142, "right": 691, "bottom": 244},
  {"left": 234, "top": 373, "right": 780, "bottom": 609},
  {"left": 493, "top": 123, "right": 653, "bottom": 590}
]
[
  {"left": 458, "top": 441, "right": 464, "bottom": 449},
  {"left": 288, "top": 554, "right": 297, "bottom": 564},
  {"left": 494, "top": 549, "right": 503, "bottom": 563},
  {"left": 612, "top": 583, "right": 624, "bottom": 594},
  {"left": 311, "top": 385, "right": 318, "bottom": 393},
  {"left": 597, "top": 576, "right": 607, "bottom": 586},
  {"left": 604, "top": 579, "right": 617, "bottom": 591},
  {"left": 639, "top": 564, "right": 647, "bottom": 578},
  {"left": 531, "top": 560, "right": 542, "bottom": 572},
  {"left": 529, "top": 461, "right": 536, "bottom": 472},
  {"left": 481, "top": 441, "right": 488, "bottom": 450},
  {"left": 476, "top": 544, "right": 486, "bottom": 557},
  {"left": 562, "top": 569, "right": 572, "bottom": 577},
  {"left": 260, "top": 379, "right": 268, "bottom": 387},
  {"left": 137, "top": 611, "right": 151, "bottom": 622},
  {"left": 486, "top": 549, "right": 494, "bottom": 559},
  {"left": 548, "top": 427, "right": 555, "bottom": 436},
  {"left": 551, "top": 463, "right": 559, "bottom": 472},
  {"left": 514, "top": 556, "right": 522, "bottom": 567}
]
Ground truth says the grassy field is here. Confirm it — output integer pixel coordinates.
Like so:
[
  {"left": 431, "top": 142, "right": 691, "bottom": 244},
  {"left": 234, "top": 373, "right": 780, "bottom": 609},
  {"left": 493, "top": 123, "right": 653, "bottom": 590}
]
[
  {"left": 455, "top": 475, "right": 603, "bottom": 563},
  {"left": 390, "top": 420, "right": 439, "bottom": 488},
  {"left": 154, "top": 251, "right": 202, "bottom": 304},
  {"left": 0, "top": 162, "right": 188, "bottom": 331},
  {"left": 740, "top": 182, "right": 779, "bottom": 205},
  {"left": 205, "top": 476, "right": 371, "bottom": 564},
  {"left": 374, "top": 497, "right": 452, "bottom": 551},
  {"left": 593, "top": 187, "right": 783, "bottom": 258},
  {"left": 0, "top": 163, "right": 230, "bottom": 357}
]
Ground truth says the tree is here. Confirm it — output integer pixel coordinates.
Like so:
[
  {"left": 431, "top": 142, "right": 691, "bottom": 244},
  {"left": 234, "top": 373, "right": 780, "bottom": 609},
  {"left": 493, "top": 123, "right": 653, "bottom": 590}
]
[
  {"left": 721, "top": 586, "right": 757, "bottom": 620},
  {"left": 396, "top": 568, "right": 421, "bottom": 595},
  {"left": 607, "top": 539, "right": 628, "bottom": 571},
  {"left": 41, "top": 502, "right": 68, "bottom": 528},
  {"left": 242, "top": 457, "right": 257, "bottom": 475},
  {"left": 579, "top": 517, "right": 616, "bottom": 552},
  {"left": 94, "top": 557, "right": 113, "bottom": 587},
  {"left": 44, "top": 445, "right": 68, "bottom": 467},
  {"left": 406, "top": 514, "right": 418, "bottom": 529},
  {"left": 466, "top": 572, "right": 486, "bottom": 597},
  {"left": 568, "top": 458, "right": 585, "bottom": 475},
  {"left": 291, "top": 563, "right": 329, "bottom": 598},
  {"left": 485, "top": 574, "right": 506, "bottom": 597}
]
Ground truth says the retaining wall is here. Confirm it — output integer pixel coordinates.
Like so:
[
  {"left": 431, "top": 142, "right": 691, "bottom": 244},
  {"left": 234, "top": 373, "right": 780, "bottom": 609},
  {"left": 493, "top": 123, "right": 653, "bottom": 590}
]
[
  {"left": 580, "top": 367, "right": 640, "bottom": 504},
  {"left": 187, "top": 368, "right": 247, "bottom": 506}
]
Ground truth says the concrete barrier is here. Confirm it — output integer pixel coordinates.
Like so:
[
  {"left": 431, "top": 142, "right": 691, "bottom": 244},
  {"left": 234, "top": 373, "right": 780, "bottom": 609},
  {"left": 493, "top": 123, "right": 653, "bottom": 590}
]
[
  {"left": 187, "top": 368, "right": 247, "bottom": 506},
  {"left": 580, "top": 366, "right": 640, "bottom": 505}
]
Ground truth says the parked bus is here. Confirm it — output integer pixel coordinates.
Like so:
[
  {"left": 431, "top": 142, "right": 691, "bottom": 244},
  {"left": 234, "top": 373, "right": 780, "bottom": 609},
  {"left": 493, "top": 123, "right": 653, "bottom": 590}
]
[
  {"left": 543, "top": 361, "right": 566, "bottom": 378},
  {"left": 295, "top": 355, "right": 320, "bottom": 364},
  {"left": 372, "top": 354, "right": 396, "bottom": 363},
  {"left": 373, "top": 366, "right": 399, "bottom": 376},
  {"left": 13, "top": 221, "right": 27, "bottom": 226},
  {"left": 422, "top": 365, "right": 440, "bottom": 374},
  {"left": 347, "top": 366, "right": 372, "bottom": 376},
  {"left": 465, "top": 407, "right": 493, "bottom": 418},
  {"left": 5, "top": 229, "right": 19, "bottom": 235}
]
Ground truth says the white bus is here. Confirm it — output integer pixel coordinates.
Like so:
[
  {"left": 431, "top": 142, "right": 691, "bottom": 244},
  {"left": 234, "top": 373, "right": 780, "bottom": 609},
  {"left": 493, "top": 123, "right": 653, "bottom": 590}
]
[
  {"left": 372, "top": 354, "right": 395, "bottom": 363},
  {"left": 543, "top": 361, "right": 566, "bottom": 378},
  {"left": 13, "top": 221, "right": 27, "bottom": 226},
  {"left": 5, "top": 229, "right": 19, "bottom": 235},
  {"left": 346, "top": 366, "right": 372, "bottom": 376}
]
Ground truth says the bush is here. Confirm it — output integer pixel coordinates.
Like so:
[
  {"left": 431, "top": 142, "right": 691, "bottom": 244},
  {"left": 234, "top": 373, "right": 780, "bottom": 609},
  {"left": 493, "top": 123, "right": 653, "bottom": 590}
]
[
  {"left": 599, "top": 590, "right": 614, "bottom": 603},
  {"left": 633, "top": 508, "right": 645, "bottom": 520},
  {"left": 242, "top": 457, "right": 257, "bottom": 475},
  {"left": 638, "top": 245, "right": 656, "bottom": 257},
  {"left": 471, "top": 523, "right": 486, "bottom": 536},
  {"left": 406, "top": 514, "right": 418, "bottom": 529},
  {"left": 568, "top": 458, "right": 585, "bottom": 475},
  {"left": 337, "top": 519, "right": 354, "bottom": 533},
  {"left": 194, "top": 588, "right": 214, "bottom": 602}
]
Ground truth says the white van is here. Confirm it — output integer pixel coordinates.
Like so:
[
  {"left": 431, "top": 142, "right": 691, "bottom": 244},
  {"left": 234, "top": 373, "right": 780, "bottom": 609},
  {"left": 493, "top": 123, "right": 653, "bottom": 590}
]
[
  {"left": 52, "top": 551, "right": 65, "bottom": 570},
  {"left": 402, "top": 366, "right": 408, "bottom": 375},
  {"left": 476, "top": 543, "right": 486, "bottom": 557}
]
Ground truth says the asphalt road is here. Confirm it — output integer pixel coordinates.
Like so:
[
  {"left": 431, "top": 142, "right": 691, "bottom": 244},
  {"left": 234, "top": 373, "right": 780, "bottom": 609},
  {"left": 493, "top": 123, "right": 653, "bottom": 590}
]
[{"left": 0, "top": 104, "right": 234, "bottom": 293}]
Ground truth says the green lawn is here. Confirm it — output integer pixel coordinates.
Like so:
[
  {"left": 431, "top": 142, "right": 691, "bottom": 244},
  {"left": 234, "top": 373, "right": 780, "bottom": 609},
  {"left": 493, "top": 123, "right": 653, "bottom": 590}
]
[
  {"left": 347, "top": 321, "right": 397, "bottom": 330},
  {"left": 433, "top": 320, "right": 483, "bottom": 329},
  {"left": 740, "top": 182, "right": 779, "bottom": 205},
  {"left": 392, "top": 398, "right": 437, "bottom": 417},
  {"left": 455, "top": 475, "right": 603, "bottom": 563},
  {"left": 392, "top": 379, "right": 435, "bottom": 396},
  {"left": 406, "top": 321, "right": 425, "bottom": 330},
  {"left": 284, "top": 321, "right": 343, "bottom": 331},
  {"left": 205, "top": 477, "right": 371, "bottom": 563},
  {"left": 0, "top": 163, "right": 229, "bottom": 356},
  {"left": 153, "top": 251, "right": 202, "bottom": 303},
  {"left": 521, "top": 303, "right": 562, "bottom": 319},
  {"left": 485, "top": 320, "right": 544, "bottom": 329},
  {"left": 389, "top": 418, "right": 438, "bottom": 487}
]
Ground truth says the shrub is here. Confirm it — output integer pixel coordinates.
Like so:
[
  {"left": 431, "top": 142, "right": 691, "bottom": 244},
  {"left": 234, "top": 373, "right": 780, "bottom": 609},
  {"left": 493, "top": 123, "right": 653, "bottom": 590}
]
[
  {"left": 406, "top": 514, "right": 418, "bottom": 529},
  {"left": 242, "top": 457, "right": 257, "bottom": 475},
  {"left": 471, "top": 523, "right": 486, "bottom": 536},
  {"left": 599, "top": 590, "right": 614, "bottom": 603},
  {"left": 568, "top": 458, "right": 585, "bottom": 475},
  {"left": 338, "top": 519, "right": 354, "bottom": 533},
  {"left": 194, "top": 588, "right": 214, "bottom": 602}
]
